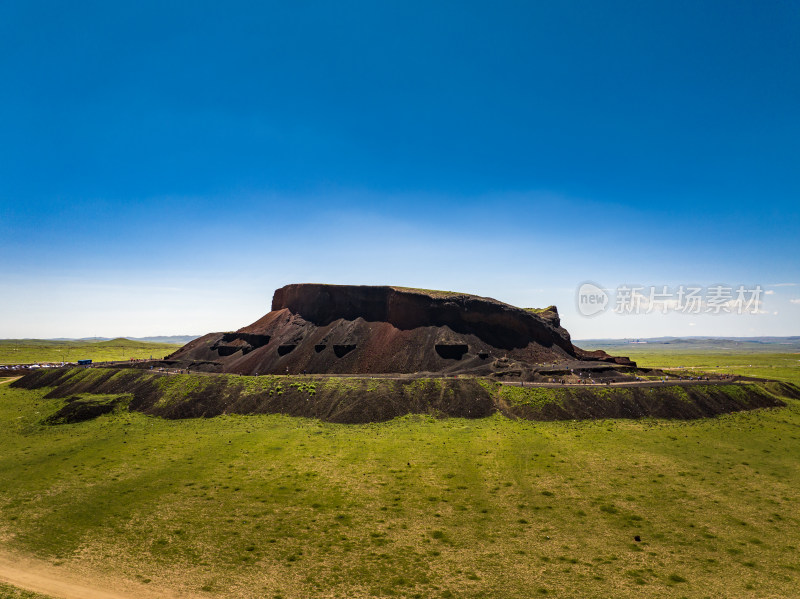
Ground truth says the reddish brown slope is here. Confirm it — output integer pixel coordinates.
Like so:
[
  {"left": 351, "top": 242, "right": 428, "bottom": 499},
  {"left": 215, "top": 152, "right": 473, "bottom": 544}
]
[{"left": 167, "top": 284, "right": 631, "bottom": 374}]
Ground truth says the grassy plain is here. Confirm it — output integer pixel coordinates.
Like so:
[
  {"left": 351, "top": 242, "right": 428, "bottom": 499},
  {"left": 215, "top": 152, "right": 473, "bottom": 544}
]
[
  {"left": 1, "top": 375, "right": 799, "bottom": 598},
  {"left": 0, "top": 339, "right": 181, "bottom": 365},
  {"left": 597, "top": 349, "right": 800, "bottom": 385}
]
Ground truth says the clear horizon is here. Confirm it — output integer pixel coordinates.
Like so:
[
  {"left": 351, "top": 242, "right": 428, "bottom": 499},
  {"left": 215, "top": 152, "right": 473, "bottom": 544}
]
[{"left": 2, "top": 1, "right": 798, "bottom": 339}]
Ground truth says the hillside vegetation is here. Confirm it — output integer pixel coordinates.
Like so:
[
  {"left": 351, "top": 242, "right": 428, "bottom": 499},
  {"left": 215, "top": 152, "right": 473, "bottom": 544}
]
[{"left": 12, "top": 368, "right": 794, "bottom": 423}]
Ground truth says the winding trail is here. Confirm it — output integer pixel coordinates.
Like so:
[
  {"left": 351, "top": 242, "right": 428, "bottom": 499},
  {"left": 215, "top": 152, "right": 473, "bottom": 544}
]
[{"left": 0, "top": 550, "right": 196, "bottom": 599}]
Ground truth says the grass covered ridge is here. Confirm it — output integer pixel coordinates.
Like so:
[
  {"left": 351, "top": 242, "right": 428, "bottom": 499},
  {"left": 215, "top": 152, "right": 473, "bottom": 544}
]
[
  {"left": 13, "top": 369, "right": 497, "bottom": 423},
  {"left": 12, "top": 368, "right": 796, "bottom": 424},
  {"left": 390, "top": 286, "right": 475, "bottom": 299},
  {"left": 496, "top": 382, "right": 793, "bottom": 420}
]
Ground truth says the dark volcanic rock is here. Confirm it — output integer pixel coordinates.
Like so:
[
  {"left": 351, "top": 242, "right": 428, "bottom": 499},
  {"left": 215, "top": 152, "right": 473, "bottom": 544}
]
[{"left": 167, "top": 284, "right": 634, "bottom": 375}]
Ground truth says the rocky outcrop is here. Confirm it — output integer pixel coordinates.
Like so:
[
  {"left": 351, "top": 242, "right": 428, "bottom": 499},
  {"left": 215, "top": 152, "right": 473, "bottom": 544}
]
[{"left": 166, "top": 284, "right": 634, "bottom": 375}]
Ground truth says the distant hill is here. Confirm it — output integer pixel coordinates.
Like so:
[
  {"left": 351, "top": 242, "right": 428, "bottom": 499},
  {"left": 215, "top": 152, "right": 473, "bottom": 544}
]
[
  {"left": 127, "top": 335, "right": 200, "bottom": 344},
  {"left": 0, "top": 336, "right": 200, "bottom": 345},
  {"left": 91, "top": 338, "right": 179, "bottom": 349},
  {"left": 90, "top": 336, "right": 200, "bottom": 345},
  {"left": 575, "top": 337, "right": 800, "bottom": 352}
]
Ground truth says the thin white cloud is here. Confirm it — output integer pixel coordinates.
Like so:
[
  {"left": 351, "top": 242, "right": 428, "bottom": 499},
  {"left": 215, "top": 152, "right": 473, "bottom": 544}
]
[
  {"left": 790, "top": 299, "right": 800, "bottom": 305},
  {"left": 765, "top": 289, "right": 775, "bottom": 295},
  {"left": 768, "top": 283, "right": 798, "bottom": 287}
]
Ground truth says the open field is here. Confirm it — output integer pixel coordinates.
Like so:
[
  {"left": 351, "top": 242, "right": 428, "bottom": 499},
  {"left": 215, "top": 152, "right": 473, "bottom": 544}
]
[
  {"left": 637, "top": 352, "right": 800, "bottom": 385},
  {"left": 581, "top": 345, "right": 800, "bottom": 386},
  {"left": 0, "top": 339, "right": 182, "bottom": 366},
  {"left": 1, "top": 369, "right": 799, "bottom": 598}
]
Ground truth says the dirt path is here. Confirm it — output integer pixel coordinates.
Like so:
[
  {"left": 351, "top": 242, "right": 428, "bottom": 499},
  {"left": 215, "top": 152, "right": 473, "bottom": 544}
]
[
  {"left": 499, "top": 378, "right": 740, "bottom": 388},
  {"left": 0, "top": 377, "right": 21, "bottom": 385},
  {"left": 0, "top": 549, "right": 196, "bottom": 599}
]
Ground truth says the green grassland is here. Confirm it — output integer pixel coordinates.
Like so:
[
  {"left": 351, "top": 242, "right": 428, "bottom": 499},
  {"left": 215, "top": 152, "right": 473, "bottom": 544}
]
[
  {"left": 0, "top": 338, "right": 181, "bottom": 365},
  {"left": 597, "top": 348, "right": 800, "bottom": 386},
  {"left": 577, "top": 339, "right": 800, "bottom": 385},
  {"left": 1, "top": 377, "right": 799, "bottom": 598}
]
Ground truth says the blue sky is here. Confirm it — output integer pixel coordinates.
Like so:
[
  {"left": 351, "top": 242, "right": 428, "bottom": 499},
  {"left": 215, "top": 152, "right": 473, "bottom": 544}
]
[{"left": 1, "top": 0, "right": 798, "bottom": 338}]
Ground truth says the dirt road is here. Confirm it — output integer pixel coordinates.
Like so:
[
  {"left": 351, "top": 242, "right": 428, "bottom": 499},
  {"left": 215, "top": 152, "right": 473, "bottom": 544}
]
[
  {"left": 499, "top": 378, "right": 740, "bottom": 388},
  {"left": 0, "top": 550, "right": 196, "bottom": 599}
]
